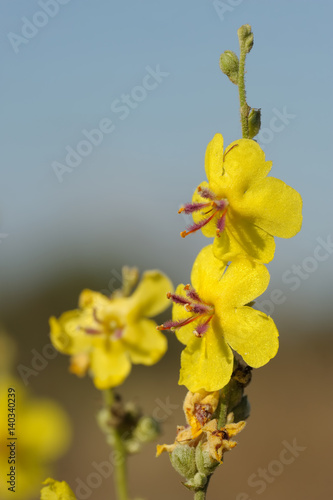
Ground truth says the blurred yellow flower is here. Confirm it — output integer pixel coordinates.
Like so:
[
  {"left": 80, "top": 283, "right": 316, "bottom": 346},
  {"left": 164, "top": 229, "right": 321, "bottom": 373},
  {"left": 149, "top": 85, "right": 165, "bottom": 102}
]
[
  {"left": 50, "top": 269, "right": 173, "bottom": 389},
  {"left": 0, "top": 377, "right": 71, "bottom": 500},
  {"left": 158, "top": 245, "right": 278, "bottom": 392},
  {"left": 179, "top": 134, "right": 302, "bottom": 263},
  {"left": 41, "top": 478, "right": 76, "bottom": 499}
]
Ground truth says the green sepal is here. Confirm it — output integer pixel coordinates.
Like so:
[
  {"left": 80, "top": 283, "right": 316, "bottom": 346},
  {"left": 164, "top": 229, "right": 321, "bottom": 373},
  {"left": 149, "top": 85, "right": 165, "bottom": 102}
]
[
  {"left": 170, "top": 445, "right": 197, "bottom": 480},
  {"left": 195, "top": 442, "right": 220, "bottom": 477},
  {"left": 219, "top": 50, "right": 239, "bottom": 84},
  {"left": 184, "top": 472, "right": 207, "bottom": 491},
  {"left": 248, "top": 108, "right": 261, "bottom": 138}
]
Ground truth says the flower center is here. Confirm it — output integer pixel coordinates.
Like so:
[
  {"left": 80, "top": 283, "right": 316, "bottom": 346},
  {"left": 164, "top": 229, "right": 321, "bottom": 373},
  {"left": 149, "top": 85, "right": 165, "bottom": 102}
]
[
  {"left": 82, "top": 308, "right": 124, "bottom": 339},
  {"left": 157, "top": 285, "right": 214, "bottom": 338},
  {"left": 178, "top": 186, "right": 228, "bottom": 238}
]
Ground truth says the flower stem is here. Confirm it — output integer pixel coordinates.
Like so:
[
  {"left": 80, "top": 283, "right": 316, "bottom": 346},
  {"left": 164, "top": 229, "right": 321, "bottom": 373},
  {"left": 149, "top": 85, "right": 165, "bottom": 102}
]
[
  {"left": 111, "top": 427, "right": 130, "bottom": 500},
  {"left": 237, "top": 45, "right": 249, "bottom": 139},
  {"left": 217, "top": 383, "right": 230, "bottom": 428},
  {"left": 194, "top": 489, "right": 207, "bottom": 500},
  {"left": 102, "top": 389, "right": 130, "bottom": 500}
]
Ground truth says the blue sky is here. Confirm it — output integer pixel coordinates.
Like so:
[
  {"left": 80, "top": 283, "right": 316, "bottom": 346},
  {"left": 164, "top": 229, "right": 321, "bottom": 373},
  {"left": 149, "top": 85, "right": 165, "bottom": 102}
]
[{"left": 1, "top": 0, "right": 332, "bottom": 328}]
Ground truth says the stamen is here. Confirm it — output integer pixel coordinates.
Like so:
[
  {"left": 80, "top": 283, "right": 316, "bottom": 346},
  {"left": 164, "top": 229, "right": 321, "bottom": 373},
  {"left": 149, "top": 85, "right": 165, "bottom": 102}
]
[
  {"left": 180, "top": 210, "right": 218, "bottom": 238},
  {"left": 197, "top": 186, "right": 217, "bottom": 200},
  {"left": 223, "top": 143, "right": 238, "bottom": 159},
  {"left": 113, "top": 328, "right": 124, "bottom": 340},
  {"left": 84, "top": 327, "right": 103, "bottom": 335},
  {"left": 157, "top": 314, "right": 205, "bottom": 331},
  {"left": 184, "top": 285, "right": 202, "bottom": 302},
  {"left": 216, "top": 213, "right": 226, "bottom": 237},
  {"left": 167, "top": 292, "right": 191, "bottom": 306},
  {"left": 158, "top": 286, "right": 215, "bottom": 337},
  {"left": 93, "top": 308, "right": 102, "bottom": 324},
  {"left": 187, "top": 303, "right": 211, "bottom": 314},
  {"left": 178, "top": 202, "right": 211, "bottom": 214},
  {"left": 193, "top": 315, "right": 214, "bottom": 337}
]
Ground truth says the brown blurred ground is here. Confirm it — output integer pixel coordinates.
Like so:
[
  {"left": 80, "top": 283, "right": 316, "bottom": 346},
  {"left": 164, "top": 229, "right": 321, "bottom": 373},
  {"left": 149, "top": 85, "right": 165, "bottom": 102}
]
[{"left": 2, "top": 277, "right": 333, "bottom": 500}]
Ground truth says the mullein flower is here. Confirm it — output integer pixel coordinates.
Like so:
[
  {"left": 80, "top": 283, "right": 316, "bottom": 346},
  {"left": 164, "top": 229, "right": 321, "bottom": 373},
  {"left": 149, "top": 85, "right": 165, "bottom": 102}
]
[
  {"left": 40, "top": 478, "right": 76, "bottom": 499},
  {"left": 50, "top": 268, "right": 172, "bottom": 389},
  {"left": 158, "top": 245, "right": 278, "bottom": 392},
  {"left": 179, "top": 134, "right": 302, "bottom": 263}
]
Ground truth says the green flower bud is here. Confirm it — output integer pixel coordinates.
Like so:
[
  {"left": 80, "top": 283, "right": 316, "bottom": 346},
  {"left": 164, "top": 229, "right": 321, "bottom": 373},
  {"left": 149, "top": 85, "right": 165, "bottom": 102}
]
[
  {"left": 248, "top": 108, "right": 261, "bottom": 139},
  {"left": 219, "top": 50, "right": 239, "bottom": 85},
  {"left": 237, "top": 24, "right": 254, "bottom": 53},
  {"left": 124, "top": 438, "right": 141, "bottom": 454},
  {"left": 133, "top": 416, "right": 160, "bottom": 444},
  {"left": 170, "top": 445, "right": 197, "bottom": 480},
  {"left": 184, "top": 472, "right": 207, "bottom": 490}
]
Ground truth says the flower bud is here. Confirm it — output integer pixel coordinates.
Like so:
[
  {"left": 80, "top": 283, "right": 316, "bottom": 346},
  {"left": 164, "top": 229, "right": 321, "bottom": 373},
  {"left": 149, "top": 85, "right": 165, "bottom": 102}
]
[
  {"left": 237, "top": 24, "right": 254, "bottom": 53},
  {"left": 219, "top": 50, "right": 239, "bottom": 85},
  {"left": 133, "top": 416, "right": 160, "bottom": 443},
  {"left": 170, "top": 444, "right": 197, "bottom": 479},
  {"left": 184, "top": 472, "right": 207, "bottom": 490},
  {"left": 248, "top": 108, "right": 261, "bottom": 138}
]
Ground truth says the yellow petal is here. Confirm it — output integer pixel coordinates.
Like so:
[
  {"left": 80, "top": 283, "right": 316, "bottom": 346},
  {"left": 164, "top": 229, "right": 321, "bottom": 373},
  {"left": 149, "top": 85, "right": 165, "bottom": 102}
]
[
  {"left": 213, "top": 213, "right": 276, "bottom": 263},
  {"left": 225, "top": 420, "right": 246, "bottom": 438},
  {"left": 220, "top": 138, "right": 272, "bottom": 193},
  {"left": 124, "top": 318, "right": 167, "bottom": 365},
  {"left": 69, "top": 352, "right": 90, "bottom": 377},
  {"left": 49, "top": 312, "right": 95, "bottom": 355},
  {"left": 79, "top": 288, "right": 111, "bottom": 309},
  {"left": 213, "top": 257, "right": 271, "bottom": 309},
  {"left": 204, "top": 133, "right": 224, "bottom": 184},
  {"left": 156, "top": 443, "right": 177, "bottom": 456},
  {"left": 223, "top": 306, "right": 279, "bottom": 368},
  {"left": 179, "top": 330, "right": 233, "bottom": 392},
  {"left": 128, "top": 270, "right": 173, "bottom": 319},
  {"left": 90, "top": 343, "right": 131, "bottom": 389},
  {"left": 236, "top": 177, "right": 303, "bottom": 238},
  {"left": 41, "top": 478, "right": 76, "bottom": 499},
  {"left": 190, "top": 245, "right": 226, "bottom": 300}
]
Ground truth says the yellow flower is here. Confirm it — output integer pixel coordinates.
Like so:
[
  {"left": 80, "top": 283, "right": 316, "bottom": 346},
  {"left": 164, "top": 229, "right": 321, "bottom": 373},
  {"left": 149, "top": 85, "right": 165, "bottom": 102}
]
[
  {"left": 50, "top": 269, "right": 173, "bottom": 389},
  {"left": 40, "top": 478, "right": 76, "bottom": 499},
  {"left": 179, "top": 134, "right": 302, "bottom": 263},
  {"left": 157, "top": 390, "right": 245, "bottom": 463},
  {"left": 158, "top": 245, "right": 278, "bottom": 392},
  {"left": 0, "top": 377, "right": 71, "bottom": 500}
]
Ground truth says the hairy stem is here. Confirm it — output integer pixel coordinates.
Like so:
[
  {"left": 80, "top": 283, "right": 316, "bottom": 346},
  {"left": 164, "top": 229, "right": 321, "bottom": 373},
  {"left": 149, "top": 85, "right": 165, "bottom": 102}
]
[
  {"left": 238, "top": 45, "right": 249, "bottom": 139},
  {"left": 102, "top": 389, "right": 129, "bottom": 500},
  {"left": 111, "top": 428, "right": 129, "bottom": 500}
]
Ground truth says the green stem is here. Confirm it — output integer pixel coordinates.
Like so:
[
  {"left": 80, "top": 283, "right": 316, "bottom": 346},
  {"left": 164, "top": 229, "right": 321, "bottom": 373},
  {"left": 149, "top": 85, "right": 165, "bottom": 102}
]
[
  {"left": 111, "top": 428, "right": 130, "bottom": 500},
  {"left": 237, "top": 45, "right": 249, "bottom": 139},
  {"left": 102, "top": 390, "right": 129, "bottom": 500},
  {"left": 194, "top": 489, "right": 207, "bottom": 500},
  {"left": 218, "top": 384, "right": 230, "bottom": 428}
]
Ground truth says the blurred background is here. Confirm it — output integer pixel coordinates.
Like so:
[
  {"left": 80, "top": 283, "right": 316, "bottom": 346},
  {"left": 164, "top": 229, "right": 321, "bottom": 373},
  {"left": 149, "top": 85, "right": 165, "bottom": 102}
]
[{"left": 1, "top": 0, "right": 332, "bottom": 499}]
